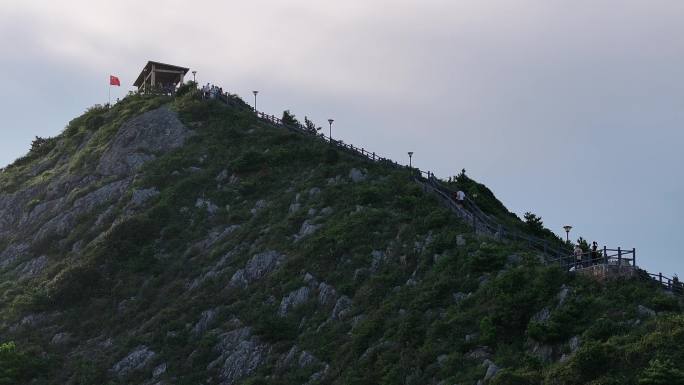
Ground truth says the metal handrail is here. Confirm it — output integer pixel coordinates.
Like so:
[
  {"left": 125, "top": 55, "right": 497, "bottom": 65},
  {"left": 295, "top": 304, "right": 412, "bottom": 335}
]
[{"left": 219, "top": 100, "right": 682, "bottom": 296}]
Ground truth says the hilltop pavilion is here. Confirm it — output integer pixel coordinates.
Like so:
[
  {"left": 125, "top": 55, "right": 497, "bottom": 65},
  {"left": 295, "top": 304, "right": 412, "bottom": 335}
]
[{"left": 133, "top": 61, "right": 189, "bottom": 93}]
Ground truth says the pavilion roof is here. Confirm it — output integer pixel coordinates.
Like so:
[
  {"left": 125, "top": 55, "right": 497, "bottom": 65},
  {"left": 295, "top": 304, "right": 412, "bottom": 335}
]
[{"left": 133, "top": 61, "right": 190, "bottom": 86}]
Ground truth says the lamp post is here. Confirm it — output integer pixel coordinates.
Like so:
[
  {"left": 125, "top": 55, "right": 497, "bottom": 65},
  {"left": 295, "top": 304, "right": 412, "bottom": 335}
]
[
  {"left": 192, "top": 71, "right": 197, "bottom": 83},
  {"left": 252, "top": 91, "right": 259, "bottom": 112},
  {"left": 328, "top": 119, "right": 334, "bottom": 141},
  {"left": 563, "top": 225, "right": 573, "bottom": 242},
  {"left": 408, "top": 151, "right": 413, "bottom": 167}
]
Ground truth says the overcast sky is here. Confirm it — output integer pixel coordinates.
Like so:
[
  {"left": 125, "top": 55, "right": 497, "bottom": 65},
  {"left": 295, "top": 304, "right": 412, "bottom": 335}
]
[{"left": 1, "top": 0, "right": 683, "bottom": 275}]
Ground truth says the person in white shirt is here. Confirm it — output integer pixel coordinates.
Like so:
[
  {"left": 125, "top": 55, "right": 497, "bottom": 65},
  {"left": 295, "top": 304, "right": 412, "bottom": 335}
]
[
  {"left": 455, "top": 190, "right": 466, "bottom": 204},
  {"left": 574, "top": 244, "right": 583, "bottom": 269}
]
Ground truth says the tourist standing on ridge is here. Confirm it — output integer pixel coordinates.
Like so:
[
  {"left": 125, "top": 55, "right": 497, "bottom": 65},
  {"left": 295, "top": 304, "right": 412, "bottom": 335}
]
[
  {"left": 574, "top": 243, "right": 583, "bottom": 270},
  {"left": 455, "top": 190, "right": 466, "bottom": 206},
  {"left": 591, "top": 241, "right": 599, "bottom": 265}
]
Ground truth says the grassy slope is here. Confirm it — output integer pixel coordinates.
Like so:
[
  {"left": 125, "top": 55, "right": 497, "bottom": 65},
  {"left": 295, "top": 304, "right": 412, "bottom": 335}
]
[{"left": 1, "top": 91, "right": 683, "bottom": 385}]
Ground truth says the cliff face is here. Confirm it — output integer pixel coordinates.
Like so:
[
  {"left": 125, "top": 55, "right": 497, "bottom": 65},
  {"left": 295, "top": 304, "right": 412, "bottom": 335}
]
[{"left": 0, "top": 92, "right": 682, "bottom": 385}]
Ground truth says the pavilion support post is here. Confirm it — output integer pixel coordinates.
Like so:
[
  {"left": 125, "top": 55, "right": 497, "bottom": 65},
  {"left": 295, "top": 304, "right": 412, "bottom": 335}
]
[
  {"left": 633, "top": 248, "right": 636, "bottom": 267},
  {"left": 604, "top": 246, "right": 608, "bottom": 265}
]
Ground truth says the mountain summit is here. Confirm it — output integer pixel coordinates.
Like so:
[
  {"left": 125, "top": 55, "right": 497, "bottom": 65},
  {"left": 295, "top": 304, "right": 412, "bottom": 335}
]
[{"left": 0, "top": 89, "right": 682, "bottom": 385}]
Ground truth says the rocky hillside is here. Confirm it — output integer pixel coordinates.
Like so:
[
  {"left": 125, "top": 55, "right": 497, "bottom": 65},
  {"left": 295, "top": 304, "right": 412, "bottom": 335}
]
[{"left": 0, "top": 90, "right": 683, "bottom": 385}]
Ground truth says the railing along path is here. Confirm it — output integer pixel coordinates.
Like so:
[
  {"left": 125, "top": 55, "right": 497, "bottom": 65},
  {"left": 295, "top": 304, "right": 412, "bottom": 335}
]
[{"left": 199, "top": 96, "right": 681, "bottom": 297}]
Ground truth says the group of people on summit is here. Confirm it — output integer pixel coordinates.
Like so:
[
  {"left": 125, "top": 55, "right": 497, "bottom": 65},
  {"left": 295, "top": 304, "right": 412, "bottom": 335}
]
[
  {"left": 573, "top": 241, "right": 601, "bottom": 269},
  {"left": 201, "top": 83, "right": 224, "bottom": 100}
]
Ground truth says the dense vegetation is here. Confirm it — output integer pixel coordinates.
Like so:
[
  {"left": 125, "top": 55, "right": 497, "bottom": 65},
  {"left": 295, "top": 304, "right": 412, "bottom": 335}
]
[{"left": 0, "top": 90, "right": 682, "bottom": 385}]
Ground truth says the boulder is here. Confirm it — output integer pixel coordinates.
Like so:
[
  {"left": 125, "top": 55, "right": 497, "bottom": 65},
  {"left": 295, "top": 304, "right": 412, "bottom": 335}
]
[
  {"left": 456, "top": 234, "right": 466, "bottom": 247},
  {"left": 153, "top": 363, "right": 167, "bottom": 378},
  {"left": 349, "top": 168, "right": 367, "bottom": 182},
  {"left": 278, "top": 287, "right": 311, "bottom": 316},
  {"left": 331, "top": 296, "right": 352, "bottom": 320},
  {"left": 532, "top": 307, "right": 552, "bottom": 324},
  {"left": 208, "top": 327, "right": 269, "bottom": 385},
  {"left": 111, "top": 345, "right": 156, "bottom": 378},
  {"left": 50, "top": 332, "right": 71, "bottom": 345},
  {"left": 215, "top": 169, "right": 229, "bottom": 182},
  {"left": 483, "top": 359, "right": 500, "bottom": 381},
  {"left": 318, "top": 282, "right": 337, "bottom": 306},
  {"left": 192, "top": 309, "right": 218, "bottom": 336},
  {"left": 295, "top": 220, "right": 321, "bottom": 240},
  {"left": 558, "top": 285, "right": 571, "bottom": 306},
  {"left": 229, "top": 251, "right": 284, "bottom": 288},
  {"left": 288, "top": 203, "right": 301, "bottom": 213},
  {"left": 195, "top": 198, "right": 219, "bottom": 215}
]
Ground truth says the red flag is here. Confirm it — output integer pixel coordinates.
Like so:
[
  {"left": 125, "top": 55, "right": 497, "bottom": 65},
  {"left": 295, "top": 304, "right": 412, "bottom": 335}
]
[{"left": 110, "top": 75, "right": 120, "bottom": 86}]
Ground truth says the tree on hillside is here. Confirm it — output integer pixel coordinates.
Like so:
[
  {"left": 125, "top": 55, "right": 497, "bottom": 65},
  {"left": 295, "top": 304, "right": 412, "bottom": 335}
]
[
  {"left": 304, "top": 116, "right": 321, "bottom": 134},
  {"left": 524, "top": 212, "right": 544, "bottom": 235},
  {"left": 577, "top": 237, "right": 590, "bottom": 252},
  {"left": 282, "top": 110, "right": 300, "bottom": 127}
]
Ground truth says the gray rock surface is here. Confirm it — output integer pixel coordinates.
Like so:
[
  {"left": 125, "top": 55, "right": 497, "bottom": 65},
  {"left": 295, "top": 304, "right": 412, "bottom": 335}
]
[
  {"left": 532, "top": 307, "right": 552, "bottom": 323},
  {"left": 50, "top": 332, "right": 71, "bottom": 345},
  {"left": 456, "top": 234, "right": 466, "bottom": 246},
  {"left": 370, "top": 250, "right": 386, "bottom": 271},
  {"left": 229, "top": 251, "right": 284, "bottom": 288},
  {"left": 15, "top": 255, "right": 48, "bottom": 280},
  {"left": 569, "top": 335, "right": 581, "bottom": 352},
  {"left": 638, "top": 305, "right": 656, "bottom": 317},
  {"left": 196, "top": 198, "right": 219, "bottom": 214},
  {"left": 97, "top": 107, "right": 192, "bottom": 176},
  {"left": 111, "top": 345, "right": 156, "bottom": 378},
  {"left": 295, "top": 220, "right": 321, "bottom": 240},
  {"left": 453, "top": 292, "right": 471, "bottom": 304},
  {"left": 152, "top": 363, "right": 167, "bottom": 378},
  {"left": 288, "top": 203, "right": 301, "bottom": 213},
  {"left": 483, "top": 359, "right": 500, "bottom": 382},
  {"left": 192, "top": 309, "right": 218, "bottom": 336},
  {"left": 278, "top": 287, "right": 311, "bottom": 316},
  {"left": 208, "top": 327, "right": 269, "bottom": 385},
  {"left": 465, "top": 333, "right": 479, "bottom": 343},
  {"left": 349, "top": 168, "right": 367, "bottom": 182},
  {"left": 331, "top": 296, "right": 352, "bottom": 320},
  {"left": 318, "top": 282, "right": 337, "bottom": 306},
  {"left": 251, "top": 199, "right": 268, "bottom": 214},
  {"left": 558, "top": 285, "right": 571, "bottom": 306},
  {"left": 215, "top": 169, "right": 229, "bottom": 182},
  {"left": 131, "top": 188, "right": 160, "bottom": 206}
]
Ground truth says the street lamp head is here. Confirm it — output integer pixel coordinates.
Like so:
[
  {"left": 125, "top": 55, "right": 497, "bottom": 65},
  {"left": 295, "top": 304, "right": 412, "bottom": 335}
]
[
  {"left": 563, "top": 225, "right": 573, "bottom": 233},
  {"left": 328, "top": 119, "right": 334, "bottom": 125},
  {"left": 192, "top": 70, "right": 197, "bottom": 75},
  {"left": 408, "top": 151, "right": 413, "bottom": 157},
  {"left": 253, "top": 90, "right": 258, "bottom": 95}
]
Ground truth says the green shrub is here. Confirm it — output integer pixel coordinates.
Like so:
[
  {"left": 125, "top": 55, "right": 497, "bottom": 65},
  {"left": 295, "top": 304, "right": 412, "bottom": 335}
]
[
  {"left": 479, "top": 316, "right": 496, "bottom": 345},
  {"left": 231, "top": 150, "right": 266, "bottom": 173},
  {"left": 491, "top": 368, "right": 542, "bottom": 385},
  {"left": 0, "top": 342, "right": 45, "bottom": 384},
  {"left": 638, "top": 359, "right": 684, "bottom": 385},
  {"left": 46, "top": 263, "right": 103, "bottom": 307}
]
